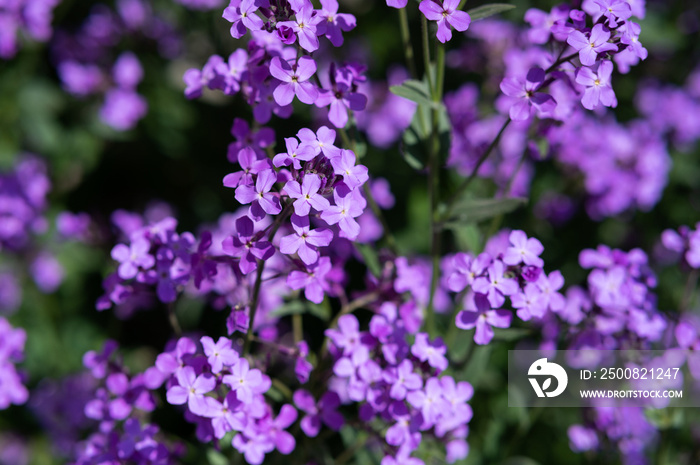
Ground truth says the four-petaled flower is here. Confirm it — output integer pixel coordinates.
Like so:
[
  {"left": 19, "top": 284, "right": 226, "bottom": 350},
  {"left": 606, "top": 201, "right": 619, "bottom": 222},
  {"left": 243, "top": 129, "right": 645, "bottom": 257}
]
[
  {"left": 270, "top": 56, "right": 319, "bottom": 106},
  {"left": 284, "top": 173, "right": 330, "bottom": 216},
  {"left": 419, "top": 0, "right": 471, "bottom": 43},
  {"left": 567, "top": 24, "right": 618, "bottom": 66}
]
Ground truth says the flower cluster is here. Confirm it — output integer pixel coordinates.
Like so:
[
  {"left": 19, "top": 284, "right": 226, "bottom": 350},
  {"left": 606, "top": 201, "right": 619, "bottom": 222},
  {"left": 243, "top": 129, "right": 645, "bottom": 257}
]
[
  {"left": 0, "top": 0, "right": 60, "bottom": 59},
  {"left": 222, "top": 125, "right": 369, "bottom": 303},
  {"left": 53, "top": 0, "right": 181, "bottom": 130},
  {"left": 184, "top": 0, "right": 367, "bottom": 128},
  {"left": 325, "top": 310, "right": 472, "bottom": 464},
  {"left": 0, "top": 156, "right": 71, "bottom": 296},
  {"left": 68, "top": 341, "right": 183, "bottom": 465},
  {"left": 561, "top": 245, "right": 666, "bottom": 349},
  {"left": 0, "top": 317, "right": 28, "bottom": 410},
  {"left": 568, "top": 406, "right": 656, "bottom": 465},
  {"left": 145, "top": 335, "right": 297, "bottom": 465},
  {"left": 446, "top": 230, "right": 564, "bottom": 344},
  {"left": 661, "top": 223, "right": 700, "bottom": 269}
]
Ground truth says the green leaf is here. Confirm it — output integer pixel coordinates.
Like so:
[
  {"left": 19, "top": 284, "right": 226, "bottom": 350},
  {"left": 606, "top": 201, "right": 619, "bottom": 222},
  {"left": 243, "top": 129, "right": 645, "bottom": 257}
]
[
  {"left": 206, "top": 449, "right": 229, "bottom": 465},
  {"left": 445, "top": 196, "right": 528, "bottom": 226},
  {"left": 390, "top": 79, "right": 435, "bottom": 107},
  {"left": 356, "top": 243, "right": 382, "bottom": 277},
  {"left": 467, "top": 3, "right": 515, "bottom": 21},
  {"left": 270, "top": 300, "right": 330, "bottom": 321},
  {"left": 492, "top": 327, "right": 532, "bottom": 341},
  {"left": 398, "top": 139, "right": 425, "bottom": 170}
]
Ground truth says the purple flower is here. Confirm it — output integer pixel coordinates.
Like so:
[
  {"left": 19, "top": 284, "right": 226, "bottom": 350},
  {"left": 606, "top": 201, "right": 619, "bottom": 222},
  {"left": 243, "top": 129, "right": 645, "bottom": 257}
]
[
  {"left": 113, "top": 52, "right": 143, "bottom": 89},
  {"left": 201, "top": 392, "right": 246, "bottom": 438},
  {"left": 511, "top": 284, "right": 546, "bottom": 320},
  {"left": 456, "top": 293, "right": 512, "bottom": 344},
  {"left": 269, "top": 56, "right": 319, "bottom": 106},
  {"left": 222, "top": 358, "right": 266, "bottom": 403},
  {"left": 447, "top": 252, "right": 490, "bottom": 292},
  {"left": 524, "top": 5, "right": 570, "bottom": 44},
  {"left": 280, "top": 214, "right": 333, "bottom": 265},
  {"left": 320, "top": 188, "right": 364, "bottom": 240},
  {"left": 593, "top": 0, "right": 631, "bottom": 28},
  {"left": 111, "top": 238, "right": 155, "bottom": 280},
  {"left": 297, "top": 126, "right": 341, "bottom": 159},
  {"left": 499, "top": 67, "right": 556, "bottom": 121},
  {"left": 222, "top": 216, "right": 274, "bottom": 275},
  {"left": 406, "top": 377, "right": 448, "bottom": 425},
  {"left": 503, "top": 229, "right": 545, "bottom": 267},
  {"left": 287, "top": 256, "right": 332, "bottom": 303},
  {"left": 419, "top": 0, "right": 471, "bottom": 43},
  {"left": 293, "top": 389, "right": 344, "bottom": 437},
  {"left": 575, "top": 60, "right": 617, "bottom": 110},
  {"left": 620, "top": 22, "right": 647, "bottom": 60},
  {"left": 234, "top": 169, "right": 282, "bottom": 220},
  {"left": 472, "top": 259, "right": 519, "bottom": 308},
  {"left": 316, "top": 83, "right": 367, "bottom": 128},
  {"left": 383, "top": 360, "right": 423, "bottom": 400},
  {"left": 200, "top": 336, "right": 239, "bottom": 373},
  {"left": 386, "top": 0, "right": 408, "bottom": 7},
  {"left": 317, "top": 0, "right": 356, "bottom": 47},
  {"left": 284, "top": 174, "right": 330, "bottom": 216},
  {"left": 99, "top": 89, "right": 148, "bottom": 131},
  {"left": 273, "top": 137, "right": 316, "bottom": 170},
  {"left": 330, "top": 150, "right": 369, "bottom": 190},
  {"left": 223, "top": 0, "right": 264, "bottom": 38},
  {"left": 30, "top": 252, "right": 64, "bottom": 293},
  {"left": 223, "top": 147, "right": 271, "bottom": 189},
  {"left": 567, "top": 24, "right": 618, "bottom": 66},
  {"left": 277, "top": 4, "right": 322, "bottom": 52},
  {"left": 166, "top": 366, "right": 216, "bottom": 416},
  {"left": 411, "top": 333, "right": 448, "bottom": 371}
]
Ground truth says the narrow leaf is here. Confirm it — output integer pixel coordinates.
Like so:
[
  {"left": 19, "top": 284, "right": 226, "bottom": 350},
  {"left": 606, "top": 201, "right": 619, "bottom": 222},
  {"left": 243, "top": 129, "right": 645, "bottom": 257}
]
[
  {"left": 390, "top": 79, "right": 434, "bottom": 107},
  {"left": 467, "top": 3, "right": 515, "bottom": 21},
  {"left": 445, "top": 196, "right": 527, "bottom": 225},
  {"left": 356, "top": 243, "right": 382, "bottom": 277}
]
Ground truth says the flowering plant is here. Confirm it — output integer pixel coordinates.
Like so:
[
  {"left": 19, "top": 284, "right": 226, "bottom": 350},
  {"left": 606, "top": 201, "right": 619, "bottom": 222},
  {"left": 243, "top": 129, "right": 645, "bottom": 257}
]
[{"left": 1, "top": 0, "right": 700, "bottom": 464}]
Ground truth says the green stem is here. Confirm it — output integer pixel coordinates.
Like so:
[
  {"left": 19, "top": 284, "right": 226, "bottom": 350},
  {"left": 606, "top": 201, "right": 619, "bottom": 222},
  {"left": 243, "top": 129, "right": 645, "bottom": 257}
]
[
  {"left": 421, "top": 15, "right": 434, "bottom": 93},
  {"left": 293, "top": 313, "right": 303, "bottom": 343},
  {"left": 243, "top": 204, "right": 293, "bottom": 355},
  {"left": 362, "top": 183, "right": 399, "bottom": 255},
  {"left": 443, "top": 117, "right": 512, "bottom": 219},
  {"left": 398, "top": 7, "right": 417, "bottom": 79},
  {"left": 167, "top": 302, "right": 182, "bottom": 337}
]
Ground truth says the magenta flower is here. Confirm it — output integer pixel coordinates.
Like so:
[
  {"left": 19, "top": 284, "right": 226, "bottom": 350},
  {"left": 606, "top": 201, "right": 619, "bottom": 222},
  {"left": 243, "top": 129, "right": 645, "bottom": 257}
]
[
  {"left": 536, "top": 270, "right": 566, "bottom": 312},
  {"left": 223, "top": 147, "right": 271, "bottom": 189},
  {"left": 411, "top": 333, "right": 448, "bottom": 371},
  {"left": 222, "top": 358, "right": 266, "bottom": 404},
  {"left": 317, "top": 0, "right": 356, "bottom": 47},
  {"left": 386, "top": 0, "right": 408, "bottom": 8},
  {"left": 287, "top": 256, "right": 332, "bottom": 304},
  {"left": 406, "top": 377, "right": 449, "bottom": 425},
  {"left": 223, "top": 0, "right": 264, "bottom": 39},
  {"left": 293, "top": 389, "right": 344, "bottom": 437},
  {"left": 165, "top": 366, "right": 216, "bottom": 416},
  {"left": 472, "top": 259, "right": 519, "bottom": 307},
  {"left": 567, "top": 24, "right": 618, "bottom": 66},
  {"left": 234, "top": 169, "right": 282, "bottom": 220},
  {"left": 456, "top": 293, "right": 512, "bottom": 345},
  {"left": 593, "top": 0, "right": 632, "bottom": 28},
  {"left": 111, "top": 240, "right": 155, "bottom": 280},
  {"left": 316, "top": 82, "right": 367, "bottom": 128},
  {"left": 280, "top": 214, "right": 333, "bottom": 265},
  {"left": 277, "top": 4, "right": 322, "bottom": 52},
  {"left": 222, "top": 216, "right": 274, "bottom": 275},
  {"left": 269, "top": 56, "right": 319, "bottom": 106},
  {"left": 575, "top": 60, "right": 617, "bottom": 110},
  {"left": 503, "top": 229, "right": 545, "bottom": 267},
  {"left": 419, "top": 0, "right": 471, "bottom": 43},
  {"left": 511, "top": 284, "right": 547, "bottom": 320},
  {"left": 447, "top": 252, "right": 490, "bottom": 292},
  {"left": 383, "top": 360, "right": 423, "bottom": 400},
  {"left": 284, "top": 174, "right": 330, "bottom": 216},
  {"left": 320, "top": 188, "right": 364, "bottom": 240},
  {"left": 297, "top": 126, "right": 341, "bottom": 159},
  {"left": 499, "top": 67, "right": 556, "bottom": 121},
  {"left": 201, "top": 392, "right": 246, "bottom": 438},
  {"left": 330, "top": 150, "right": 369, "bottom": 190},
  {"left": 273, "top": 137, "right": 316, "bottom": 170},
  {"left": 200, "top": 336, "right": 239, "bottom": 374}
]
